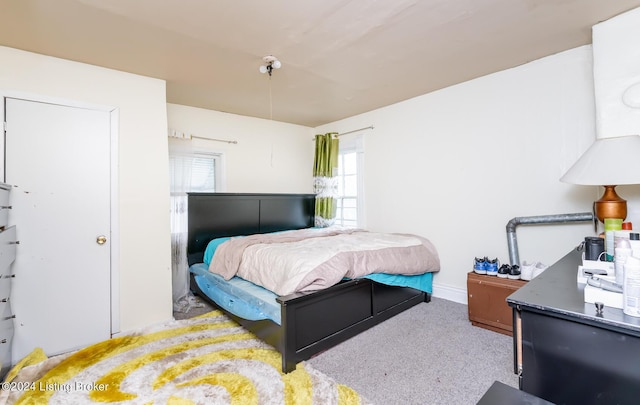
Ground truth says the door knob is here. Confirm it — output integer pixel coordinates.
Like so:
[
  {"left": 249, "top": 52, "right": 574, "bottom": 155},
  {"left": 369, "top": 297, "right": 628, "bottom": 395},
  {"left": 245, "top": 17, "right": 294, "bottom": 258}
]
[{"left": 96, "top": 235, "right": 107, "bottom": 245}]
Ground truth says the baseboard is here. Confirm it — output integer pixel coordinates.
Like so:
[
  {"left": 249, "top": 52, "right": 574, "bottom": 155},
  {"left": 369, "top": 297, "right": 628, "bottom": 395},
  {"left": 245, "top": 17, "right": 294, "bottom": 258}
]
[
  {"left": 432, "top": 282, "right": 468, "bottom": 305},
  {"left": 111, "top": 317, "right": 175, "bottom": 338}
]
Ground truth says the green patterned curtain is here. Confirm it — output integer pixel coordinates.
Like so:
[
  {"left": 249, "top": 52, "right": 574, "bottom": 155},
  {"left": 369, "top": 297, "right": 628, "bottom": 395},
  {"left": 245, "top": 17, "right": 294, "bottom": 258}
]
[{"left": 313, "top": 132, "right": 339, "bottom": 227}]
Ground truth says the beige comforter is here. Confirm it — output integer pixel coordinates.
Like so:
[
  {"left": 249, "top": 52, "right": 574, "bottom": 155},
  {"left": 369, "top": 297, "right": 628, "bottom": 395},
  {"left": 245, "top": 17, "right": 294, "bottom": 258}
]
[{"left": 209, "top": 227, "right": 440, "bottom": 296}]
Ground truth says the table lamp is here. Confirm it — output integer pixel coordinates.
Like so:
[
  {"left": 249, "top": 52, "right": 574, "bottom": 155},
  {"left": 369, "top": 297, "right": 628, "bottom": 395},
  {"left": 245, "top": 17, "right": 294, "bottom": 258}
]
[{"left": 560, "top": 135, "right": 640, "bottom": 223}]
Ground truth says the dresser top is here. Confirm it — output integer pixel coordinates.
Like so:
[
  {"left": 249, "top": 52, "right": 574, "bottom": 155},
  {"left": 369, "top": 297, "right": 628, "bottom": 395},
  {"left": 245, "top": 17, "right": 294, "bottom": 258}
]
[{"left": 507, "top": 245, "right": 640, "bottom": 334}]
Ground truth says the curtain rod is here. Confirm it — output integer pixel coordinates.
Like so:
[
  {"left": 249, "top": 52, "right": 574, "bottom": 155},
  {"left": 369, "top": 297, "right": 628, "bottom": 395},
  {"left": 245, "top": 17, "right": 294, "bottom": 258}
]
[
  {"left": 168, "top": 129, "right": 238, "bottom": 144},
  {"left": 311, "top": 125, "right": 374, "bottom": 140},
  {"left": 191, "top": 135, "right": 238, "bottom": 144},
  {"left": 337, "top": 125, "right": 374, "bottom": 136}
]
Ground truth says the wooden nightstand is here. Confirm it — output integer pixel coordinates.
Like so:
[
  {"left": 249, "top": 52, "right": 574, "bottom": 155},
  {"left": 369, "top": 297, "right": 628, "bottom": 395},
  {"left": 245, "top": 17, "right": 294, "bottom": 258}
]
[{"left": 467, "top": 272, "right": 526, "bottom": 336}]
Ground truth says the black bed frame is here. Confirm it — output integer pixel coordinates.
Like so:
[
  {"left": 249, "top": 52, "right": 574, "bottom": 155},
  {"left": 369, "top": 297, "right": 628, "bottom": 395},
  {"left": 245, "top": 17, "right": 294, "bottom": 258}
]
[{"left": 187, "top": 192, "right": 430, "bottom": 373}]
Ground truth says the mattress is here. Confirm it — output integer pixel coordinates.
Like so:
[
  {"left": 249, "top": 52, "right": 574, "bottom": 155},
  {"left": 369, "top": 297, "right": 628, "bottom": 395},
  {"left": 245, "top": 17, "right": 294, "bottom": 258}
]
[
  {"left": 208, "top": 227, "right": 440, "bottom": 296},
  {"left": 190, "top": 262, "right": 433, "bottom": 325}
]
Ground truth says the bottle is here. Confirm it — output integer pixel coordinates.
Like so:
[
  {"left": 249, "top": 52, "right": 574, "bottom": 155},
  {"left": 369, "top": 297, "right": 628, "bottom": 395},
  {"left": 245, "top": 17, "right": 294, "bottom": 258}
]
[
  {"left": 604, "top": 218, "right": 623, "bottom": 261},
  {"left": 630, "top": 233, "right": 640, "bottom": 258},
  {"left": 615, "top": 238, "right": 632, "bottom": 285},
  {"left": 623, "top": 255, "right": 640, "bottom": 317},
  {"left": 615, "top": 230, "right": 633, "bottom": 248}
]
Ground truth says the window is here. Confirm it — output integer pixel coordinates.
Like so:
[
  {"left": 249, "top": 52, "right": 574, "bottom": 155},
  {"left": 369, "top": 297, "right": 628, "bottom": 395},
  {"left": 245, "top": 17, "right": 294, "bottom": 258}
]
[
  {"left": 169, "top": 150, "right": 225, "bottom": 195},
  {"left": 335, "top": 135, "right": 364, "bottom": 228},
  {"left": 336, "top": 151, "right": 358, "bottom": 227},
  {"left": 189, "top": 153, "right": 221, "bottom": 192}
]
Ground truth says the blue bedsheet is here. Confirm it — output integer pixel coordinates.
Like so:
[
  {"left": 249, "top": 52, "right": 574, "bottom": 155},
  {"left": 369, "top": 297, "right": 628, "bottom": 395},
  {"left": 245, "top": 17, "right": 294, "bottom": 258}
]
[
  {"left": 190, "top": 263, "right": 282, "bottom": 324},
  {"left": 190, "top": 262, "right": 433, "bottom": 325},
  {"left": 362, "top": 272, "right": 433, "bottom": 294}
]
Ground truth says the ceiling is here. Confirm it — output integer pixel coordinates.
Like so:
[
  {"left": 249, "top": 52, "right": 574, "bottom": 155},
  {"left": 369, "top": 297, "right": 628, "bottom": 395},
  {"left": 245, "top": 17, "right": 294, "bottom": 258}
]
[{"left": 2, "top": 0, "right": 640, "bottom": 127}]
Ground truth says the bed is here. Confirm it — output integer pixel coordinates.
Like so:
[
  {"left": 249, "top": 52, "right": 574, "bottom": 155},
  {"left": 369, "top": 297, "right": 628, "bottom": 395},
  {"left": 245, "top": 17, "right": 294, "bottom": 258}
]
[{"left": 187, "top": 192, "right": 439, "bottom": 372}]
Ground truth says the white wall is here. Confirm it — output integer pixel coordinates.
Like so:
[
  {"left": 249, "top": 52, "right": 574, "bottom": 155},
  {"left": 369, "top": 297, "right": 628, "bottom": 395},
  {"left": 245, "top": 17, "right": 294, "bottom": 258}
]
[
  {"left": 0, "top": 46, "right": 173, "bottom": 331},
  {"left": 316, "top": 46, "right": 604, "bottom": 301},
  {"left": 167, "top": 103, "right": 314, "bottom": 193},
  {"left": 592, "top": 6, "right": 640, "bottom": 138}
]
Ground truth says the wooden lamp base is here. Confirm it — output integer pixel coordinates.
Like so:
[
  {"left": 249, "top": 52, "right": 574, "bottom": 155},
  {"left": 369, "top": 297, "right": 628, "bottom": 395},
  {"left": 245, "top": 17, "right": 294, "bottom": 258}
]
[{"left": 594, "top": 185, "right": 627, "bottom": 223}]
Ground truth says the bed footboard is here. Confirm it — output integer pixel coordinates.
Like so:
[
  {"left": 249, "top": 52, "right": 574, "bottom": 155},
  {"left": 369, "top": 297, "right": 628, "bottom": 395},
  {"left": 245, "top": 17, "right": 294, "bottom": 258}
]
[
  {"left": 277, "top": 278, "right": 425, "bottom": 372},
  {"left": 190, "top": 274, "right": 426, "bottom": 373}
]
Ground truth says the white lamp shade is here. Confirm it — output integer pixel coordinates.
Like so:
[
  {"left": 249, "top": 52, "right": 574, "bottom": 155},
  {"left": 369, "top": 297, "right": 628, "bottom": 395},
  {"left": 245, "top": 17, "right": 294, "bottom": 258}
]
[{"left": 560, "top": 135, "right": 640, "bottom": 185}]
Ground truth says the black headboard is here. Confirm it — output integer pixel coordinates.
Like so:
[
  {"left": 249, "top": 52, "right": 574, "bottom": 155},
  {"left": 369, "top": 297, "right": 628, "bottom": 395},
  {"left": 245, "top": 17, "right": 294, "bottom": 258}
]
[{"left": 187, "top": 193, "right": 316, "bottom": 265}]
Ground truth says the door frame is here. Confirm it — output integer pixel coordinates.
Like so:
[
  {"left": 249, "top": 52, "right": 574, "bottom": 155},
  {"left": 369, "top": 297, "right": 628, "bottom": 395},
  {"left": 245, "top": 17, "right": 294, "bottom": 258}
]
[{"left": 1, "top": 90, "right": 120, "bottom": 335}]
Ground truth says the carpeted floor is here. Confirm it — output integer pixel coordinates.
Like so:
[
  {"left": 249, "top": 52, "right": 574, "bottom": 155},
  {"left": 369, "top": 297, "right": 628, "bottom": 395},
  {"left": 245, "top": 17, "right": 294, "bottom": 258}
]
[
  {"left": 176, "top": 295, "right": 518, "bottom": 405},
  {"left": 306, "top": 298, "right": 518, "bottom": 404}
]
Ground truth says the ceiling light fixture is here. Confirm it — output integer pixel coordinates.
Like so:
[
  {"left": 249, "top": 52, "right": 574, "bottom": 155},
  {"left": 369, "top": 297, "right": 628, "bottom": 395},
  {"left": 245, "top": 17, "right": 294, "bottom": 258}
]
[
  {"left": 259, "top": 55, "right": 282, "bottom": 121},
  {"left": 259, "top": 55, "right": 282, "bottom": 76}
]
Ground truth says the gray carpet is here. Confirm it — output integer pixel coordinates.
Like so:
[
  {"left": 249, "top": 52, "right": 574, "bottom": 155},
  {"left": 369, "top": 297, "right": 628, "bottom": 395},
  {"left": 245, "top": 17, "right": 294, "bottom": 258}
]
[{"left": 175, "top": 296, "right": 518, "bottom": 404}]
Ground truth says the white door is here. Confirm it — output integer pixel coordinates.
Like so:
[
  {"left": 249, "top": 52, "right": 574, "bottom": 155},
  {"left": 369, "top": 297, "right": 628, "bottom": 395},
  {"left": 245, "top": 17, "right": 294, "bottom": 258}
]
[{"left": 4, "top": 97, "right": 112, "bottom": 360}]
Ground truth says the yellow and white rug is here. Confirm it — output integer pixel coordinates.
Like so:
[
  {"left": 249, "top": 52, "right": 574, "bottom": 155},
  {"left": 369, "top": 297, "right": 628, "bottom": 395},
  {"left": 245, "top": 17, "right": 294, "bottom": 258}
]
[{"left": 0, "top": 310, "right": 370, "bottom": 405}]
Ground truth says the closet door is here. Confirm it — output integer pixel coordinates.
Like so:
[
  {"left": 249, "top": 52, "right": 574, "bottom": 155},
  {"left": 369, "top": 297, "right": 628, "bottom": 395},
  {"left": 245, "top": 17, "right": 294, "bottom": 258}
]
[{"left": 5, "top": 97, "right": 111, "bottom": 361}]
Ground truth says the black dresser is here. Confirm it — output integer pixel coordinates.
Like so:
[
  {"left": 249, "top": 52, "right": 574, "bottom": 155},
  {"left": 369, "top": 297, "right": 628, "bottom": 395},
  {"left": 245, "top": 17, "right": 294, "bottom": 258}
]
[{"left": 507, "top": 246, "right": 640, "bottom": 405}]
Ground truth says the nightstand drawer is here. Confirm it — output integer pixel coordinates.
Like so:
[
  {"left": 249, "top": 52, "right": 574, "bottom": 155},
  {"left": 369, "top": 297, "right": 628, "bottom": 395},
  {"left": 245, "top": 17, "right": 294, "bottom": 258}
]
[
  {"left": 0, "top": 184, "right": 11, "bottom": 229},
  {"left": 468, "top": 272, "right": 526, "bottom": 336},
  {"left": 0, "top": 308, "right": 14, "bottom": 377},
  {"left": 0, "top": 276, "right": 10, "bottom": 305},
  {"left": 0, "top": 226, "right": 17, "bottom": 277}
]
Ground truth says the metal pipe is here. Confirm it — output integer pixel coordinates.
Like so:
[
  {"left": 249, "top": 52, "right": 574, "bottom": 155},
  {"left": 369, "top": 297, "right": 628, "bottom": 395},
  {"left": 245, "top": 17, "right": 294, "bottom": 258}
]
[{"left": 506, "top": 212, "right": 594, "bottom": 266}]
